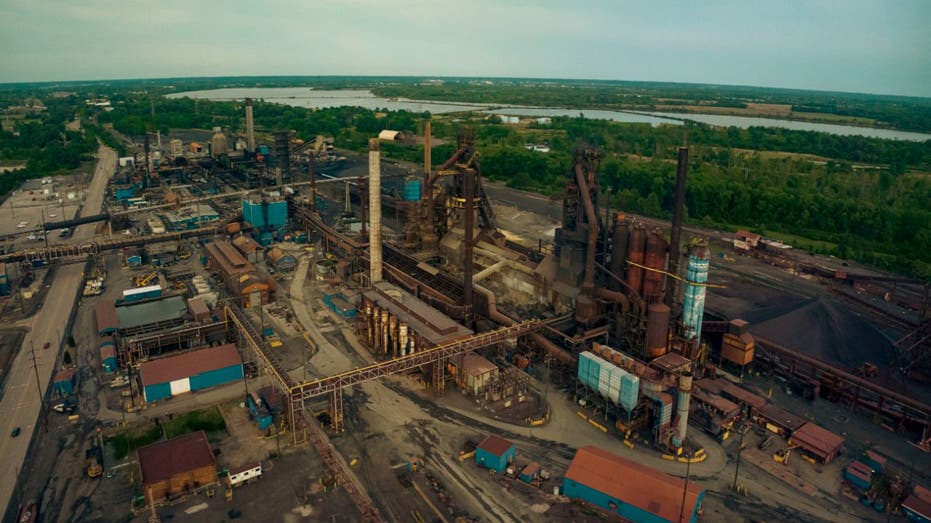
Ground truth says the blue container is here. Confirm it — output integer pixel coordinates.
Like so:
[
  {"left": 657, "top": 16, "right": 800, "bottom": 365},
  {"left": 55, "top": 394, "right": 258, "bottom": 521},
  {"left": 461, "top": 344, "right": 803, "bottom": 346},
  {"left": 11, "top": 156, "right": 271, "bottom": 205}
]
[{"left": 403, "top": 179, "right": 421, "bottom": 201}]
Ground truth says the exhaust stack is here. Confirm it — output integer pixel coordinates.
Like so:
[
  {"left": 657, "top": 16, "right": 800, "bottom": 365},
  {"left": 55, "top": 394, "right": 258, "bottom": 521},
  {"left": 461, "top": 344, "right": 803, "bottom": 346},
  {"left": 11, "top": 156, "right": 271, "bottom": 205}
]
[
  {"left": 369, "top": 139, "right": 382, "bottom": 283},
  {"left": 245, "top": 98, "right": 256, "bottom": 153}
]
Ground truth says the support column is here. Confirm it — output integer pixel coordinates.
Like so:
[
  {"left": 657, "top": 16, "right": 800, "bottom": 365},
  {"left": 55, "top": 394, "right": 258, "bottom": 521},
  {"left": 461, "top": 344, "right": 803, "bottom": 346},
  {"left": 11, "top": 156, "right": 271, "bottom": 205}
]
[
  {"left": 328, "top": 388, "right": 344, "bottom": 433},
  {"left": 432, "top": 359, "right": 445, "bottom": 396}
]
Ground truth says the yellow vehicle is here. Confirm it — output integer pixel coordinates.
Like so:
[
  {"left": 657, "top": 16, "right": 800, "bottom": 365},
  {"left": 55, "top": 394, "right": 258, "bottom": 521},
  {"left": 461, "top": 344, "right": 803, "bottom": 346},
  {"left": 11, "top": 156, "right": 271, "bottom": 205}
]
[
  {"left": 773, "top": 448, "right": 791, "bottom": 465},
  {"left": 134, "top": 271, "right": 158, "bottom": 287}
]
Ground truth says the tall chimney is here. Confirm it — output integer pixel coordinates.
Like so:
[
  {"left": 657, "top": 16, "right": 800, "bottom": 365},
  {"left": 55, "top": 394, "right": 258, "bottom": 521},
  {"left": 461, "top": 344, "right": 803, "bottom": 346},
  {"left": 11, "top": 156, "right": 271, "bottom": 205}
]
[
  {"left": 665, "top": 147, "right": 689, "bottom": 307},
  {"left": 463, "top": 169, "right": 475, "bottom": 322},
  {"left": 422, "top": 119, "right": 437, "bottom": 247},
  {"left": 369, "top": 139, "right": 382, "bottom": 283},
  {"left": 245, "top": 98, "right": 256, "bottom": 153}
]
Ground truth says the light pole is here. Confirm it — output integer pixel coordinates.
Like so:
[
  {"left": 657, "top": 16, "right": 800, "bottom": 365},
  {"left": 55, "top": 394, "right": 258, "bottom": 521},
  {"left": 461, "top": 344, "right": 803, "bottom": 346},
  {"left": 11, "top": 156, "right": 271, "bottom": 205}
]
[
  {"left": 732, "top": 423, "right": 746, "bottom": 492},
  {"left": 29, "top": 341, "right": 46, "bottom": 433}
]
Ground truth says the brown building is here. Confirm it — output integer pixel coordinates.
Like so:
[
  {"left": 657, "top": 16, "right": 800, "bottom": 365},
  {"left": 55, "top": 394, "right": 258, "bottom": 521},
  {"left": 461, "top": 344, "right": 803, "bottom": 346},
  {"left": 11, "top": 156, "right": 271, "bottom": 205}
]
[
  {"left": 137, "top": 430, "right": 217, "bottom": 500},
  {"left": 203, "top": 241, "right": 273, "bottom": 308},
  {"left": 232, "top": 235, "right": 263, "bottom": 264}
]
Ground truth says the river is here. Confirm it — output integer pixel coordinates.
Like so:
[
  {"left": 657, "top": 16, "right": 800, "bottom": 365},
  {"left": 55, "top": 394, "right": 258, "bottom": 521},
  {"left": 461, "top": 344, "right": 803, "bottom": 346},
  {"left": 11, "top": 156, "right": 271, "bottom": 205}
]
[{"left": 168, "top": 88, "right": 931, "bottom": 142}]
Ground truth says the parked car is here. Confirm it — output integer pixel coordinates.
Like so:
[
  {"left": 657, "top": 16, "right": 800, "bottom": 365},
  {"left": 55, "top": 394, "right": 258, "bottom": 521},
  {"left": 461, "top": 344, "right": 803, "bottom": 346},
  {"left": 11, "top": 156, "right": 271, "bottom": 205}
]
[{"left": 11, "top": 427, "right": 21, "bottom": 437}]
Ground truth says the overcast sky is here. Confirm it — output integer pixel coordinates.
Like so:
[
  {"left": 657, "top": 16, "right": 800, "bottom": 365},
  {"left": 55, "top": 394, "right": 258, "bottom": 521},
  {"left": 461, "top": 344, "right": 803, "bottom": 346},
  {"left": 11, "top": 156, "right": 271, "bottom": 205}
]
[{"left": 1, "top": 0, "right": 928, "bottom": 97}]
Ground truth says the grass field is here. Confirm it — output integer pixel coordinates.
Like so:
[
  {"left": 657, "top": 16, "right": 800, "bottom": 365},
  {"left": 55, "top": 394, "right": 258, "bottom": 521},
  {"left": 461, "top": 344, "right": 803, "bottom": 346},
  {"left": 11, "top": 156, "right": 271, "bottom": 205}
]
[{"left": 108, "top": 406, "right": 228, "bottom": 459}]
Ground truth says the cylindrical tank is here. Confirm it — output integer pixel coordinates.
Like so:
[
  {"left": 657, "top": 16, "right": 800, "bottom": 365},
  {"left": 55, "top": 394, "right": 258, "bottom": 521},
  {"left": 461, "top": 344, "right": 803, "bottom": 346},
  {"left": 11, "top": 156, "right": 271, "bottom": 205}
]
[
  {"left": 626, "top": 223, "right": 646, "bottom": 296},
  {"left": 682, "top": 242, "right": 711, "bottom": 343},
  {"left": 610, "top": 213, "right": 629, "bottom": 290},
  {"left": 674, "top": 372, "right": 693, "bottom": 447},
  {"left": 646, "top": 303, "right": 671, "bottom": 358},
  {"left": 574, "top": 294, "right": 599, "bottom": 324},
  {"left": 642, "top": 228, "right": 668, "bottom": 303},
  {"left": 403, "top": 179, "right": 422, "bottom": 201}
]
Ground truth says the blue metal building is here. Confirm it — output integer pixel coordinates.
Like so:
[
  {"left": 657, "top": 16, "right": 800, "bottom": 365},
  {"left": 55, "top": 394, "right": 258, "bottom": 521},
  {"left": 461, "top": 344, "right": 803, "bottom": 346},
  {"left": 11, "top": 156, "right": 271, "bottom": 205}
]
[
  {"left": 246, "top": 392, "right": 274, "bottom": 430},
  {"left": 100, "top": 344, "right": 118, "bottom": 372},
  {"left": 475, "top": 435, "right": 515, "bottom": 473},
  {"left": 563, "top": 446, "right": 705, "bottom": 523},
  {"left": 242, "top": 197, "right": 288, "bottom": 229},
  {"left": 0, "top": 263, "right": 9, "bottom": 296},
  {"left": 139, "top": 344, "right": 243, "bottom": 403},
  {"left": 53, "top": 369, "right": 77, "bottom": 396}
]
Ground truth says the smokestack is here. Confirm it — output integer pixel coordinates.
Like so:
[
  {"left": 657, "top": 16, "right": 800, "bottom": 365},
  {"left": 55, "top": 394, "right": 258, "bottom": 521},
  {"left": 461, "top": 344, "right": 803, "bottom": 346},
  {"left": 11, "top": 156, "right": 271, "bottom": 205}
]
[
  {"left": 665, "top": 147, "right": 689, "bottom": 307},
  {"left": 463, "top": 169, "right": 475, "bottom": 321},
  {"left": 422, "top": 119, "right": 437, "bottom": 247},
  {"left": 369, "top": 139, "right": 382, "bottom": 283},
  {"left": 674, "top": 371, "right": 693, "bottom": 447},
  {"left": 245, "top": 98, "right": 256, "bottom": 153},
  {"left": 682, "top": 241, "right": 710, "bottom": 352}
]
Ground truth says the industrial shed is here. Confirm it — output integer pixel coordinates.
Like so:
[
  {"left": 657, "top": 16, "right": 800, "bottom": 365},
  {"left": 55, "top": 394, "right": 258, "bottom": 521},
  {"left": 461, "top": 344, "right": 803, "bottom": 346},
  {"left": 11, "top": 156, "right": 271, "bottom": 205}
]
[
  {"left": 53, "top": 369, "right": 77, "bottom": 396},
  {"left": 204, "top": 241, "right": 272, "bottom": 307},
  {"left": 115, "top": 295, "right": 187, "bottom": 335},
  {"left": 100, "top": 345, "right": 118, "bottom": 372},
  {"left": 758, "top": 404, "right": 807, "bottom": 435},
  {"left": 187, "top": 296, "right": 211, "bottom": 323},
  {"left": 232, "top": 235, "right": 263, "bottom": 264},
  {"left": 266, "top": 247, "right": 296, "bottom": 272},
  {"left": 138, "top": 430, "right": 217, "bottom": 500},
  {"left": 902, "top": 488, "right": 931, "bottom": 523},
  {"left": 563, "top": 446, "right": 705, "bottom": 523},
  {"left": 789, "top": 422, "right": 845, "bottom": 464},
  {"left": 95, "top": 300, "right": 119, "bottom": 336},
  {"left": 475, "top": 434, "right": 515, "bottom": 473},
  {"left": 455, "top": 352, "right": 498, "bottom": 397},
  {"left": 139, "top": 344, "right": 243, "bottom": 402}
]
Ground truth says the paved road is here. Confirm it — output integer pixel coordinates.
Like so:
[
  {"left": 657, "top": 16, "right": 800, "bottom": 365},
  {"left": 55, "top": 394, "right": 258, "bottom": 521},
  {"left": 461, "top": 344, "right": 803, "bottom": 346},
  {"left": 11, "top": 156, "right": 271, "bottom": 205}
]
[{"left": 0, "top": 145, "right": 115, "bottom": 516}]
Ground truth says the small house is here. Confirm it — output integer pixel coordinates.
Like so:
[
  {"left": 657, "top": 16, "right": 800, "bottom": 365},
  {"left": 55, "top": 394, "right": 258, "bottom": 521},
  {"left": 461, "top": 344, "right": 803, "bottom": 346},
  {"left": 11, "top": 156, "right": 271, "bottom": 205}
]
[{"left": 475, "top": 435, "right": 515, "bottom": 473}]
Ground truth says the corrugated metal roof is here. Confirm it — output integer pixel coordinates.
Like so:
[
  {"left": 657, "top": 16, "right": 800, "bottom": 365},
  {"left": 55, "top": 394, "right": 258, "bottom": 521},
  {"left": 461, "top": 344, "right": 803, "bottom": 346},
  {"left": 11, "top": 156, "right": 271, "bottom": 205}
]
[
  {"left": 139, "top": 344, "right": 241, "bottom": 386},
  {"left": 137, "top": 430, "right": 216, "bottom": 485},
  {"left": 116, "top": 295, "right": 187, "bottom": 330},
  {"left": 100, "top": 345, "right": 117, "bottom": 358},
  {"left": 124, "top": 285, "right": 162, "bottom": 297},
  {"left": 95, "top": 300, "right": 118, "bottom": 333},
  {"left": 759, "top": 404, "right": 807, "bottom": 432},
  {"left": 459, "top": 352, "right": 497, "bottom": 377},
  {"left": 187, "top": 296, "right": 210, "bottom": 317},
  {"left": 266, "top": 247, "right": 295, "bottom": 265},
  {"left": 477, "top": 435, "right": 513, "bottom": 457},
  {"left": 228, "top": 461, "right": 262, "bottom": 476},
  {"left": 717, "top": 380, "right": 767, "bottom": 409},
  {"left": 232, "top": 235, "right": 262, "bottom": 254},
  {"left": 790, "top": 422, "right": 844, "bottom": 459},
  {"left": 566, "top": 446, "right": 703, "bottom": 523},
  {"left": 54, "top": 369, "right": 75, "bottom": 382},
  {"left": 903, "top": 494, "right": 931, "bottom": 519}
]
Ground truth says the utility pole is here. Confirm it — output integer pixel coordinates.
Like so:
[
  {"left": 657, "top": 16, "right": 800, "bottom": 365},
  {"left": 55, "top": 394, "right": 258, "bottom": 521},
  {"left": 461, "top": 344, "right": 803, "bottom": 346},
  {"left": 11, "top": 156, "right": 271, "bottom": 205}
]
[
  {"left": 732, "top": 423, "right": 746, "bottom": 492},
  {"left": 29, "top": 341, "right": 46, "bottom": 433},
  {"left": 678, "top": 457, "right": 692, "bottom": 523}
]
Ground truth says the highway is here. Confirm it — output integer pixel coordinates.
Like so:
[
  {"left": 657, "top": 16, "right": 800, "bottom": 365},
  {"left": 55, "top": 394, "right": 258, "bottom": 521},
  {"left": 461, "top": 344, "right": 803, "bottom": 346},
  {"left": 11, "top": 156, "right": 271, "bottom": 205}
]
[{"left": 0, "top": 145, "right": 115, "bottom": 517}]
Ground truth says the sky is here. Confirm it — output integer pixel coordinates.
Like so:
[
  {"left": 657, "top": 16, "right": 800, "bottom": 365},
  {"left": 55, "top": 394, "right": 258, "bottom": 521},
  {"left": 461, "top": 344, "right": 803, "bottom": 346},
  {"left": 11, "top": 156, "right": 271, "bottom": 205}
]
[{"left": 0, "top": 0, "right": 929, "bottom": 97}]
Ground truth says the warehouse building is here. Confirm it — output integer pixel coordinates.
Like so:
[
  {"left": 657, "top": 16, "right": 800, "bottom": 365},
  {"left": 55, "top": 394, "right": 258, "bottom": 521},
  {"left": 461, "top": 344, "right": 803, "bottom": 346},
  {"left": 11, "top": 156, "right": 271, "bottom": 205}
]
[
  {"left": 454, "top": 352, "right": 498, "bottom": 397},
  {"left": 563, "top": 446, "right": 705, "bottom": 523},
  {"left": 241, "top": 195, "right": 287, "bottom": 229},
  {"left": 162, "top": 203, "right": 219, "bottom": 230},
  {"left": 138, "top": 430, "right": 218, "bottom": 500},
  {"left": 789, "top": 422, "right": 845, "bottom": 464},
  {"left": 138, "top": 343, "right": 243, "bottom": 403},
  {"left": 95, "top": 300, "right": 119, "bottom": 336},
  {"left": 53, "top": 369, "right": 77, "bottom": 396},
  {"left": 203, "top": 241, "right": 273, "bottom": 308},
  {"left": 232, "top": 235, "right": 263, "bottom": 264},
  {"left": 475, "top": 434, "right": 515, "bottom": 473},
  {"left": 115, "top": 295, "right": 188, "bottom": 336}
]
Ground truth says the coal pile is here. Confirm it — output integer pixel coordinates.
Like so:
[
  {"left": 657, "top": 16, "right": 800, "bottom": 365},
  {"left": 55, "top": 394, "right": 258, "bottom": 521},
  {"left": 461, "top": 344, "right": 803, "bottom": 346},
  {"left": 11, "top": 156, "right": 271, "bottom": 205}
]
[{"left": 742, "top": 297, "right": 895, "bottom": 370}]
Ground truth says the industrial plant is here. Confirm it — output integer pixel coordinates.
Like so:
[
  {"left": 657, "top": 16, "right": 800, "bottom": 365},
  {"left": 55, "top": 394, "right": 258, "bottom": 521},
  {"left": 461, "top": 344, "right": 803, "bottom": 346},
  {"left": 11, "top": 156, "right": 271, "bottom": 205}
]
[{"left": 1, "top": 97, "right": 930, "bottom": 523}]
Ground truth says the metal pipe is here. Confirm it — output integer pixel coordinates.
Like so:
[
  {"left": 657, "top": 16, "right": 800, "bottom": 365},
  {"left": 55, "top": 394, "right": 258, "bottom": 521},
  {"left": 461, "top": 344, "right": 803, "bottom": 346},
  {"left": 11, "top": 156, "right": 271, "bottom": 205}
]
[
  {"left": 666, "top": 147, "right": 688, "bottom": 307},
  {"left": 245, "top": 98, "right": 256, "bottom": 153},
  {"left": 368, "top": 139, "right": 382, "bottom": 283},
  {"left": 423, "top": 119, "right": 436, "bottom": 247},
  {"left": 473, "top": 284, "right": 576, "bottom": 365},
  {"left": 575, "top": 163, "right": 598, "bottom": 293}
]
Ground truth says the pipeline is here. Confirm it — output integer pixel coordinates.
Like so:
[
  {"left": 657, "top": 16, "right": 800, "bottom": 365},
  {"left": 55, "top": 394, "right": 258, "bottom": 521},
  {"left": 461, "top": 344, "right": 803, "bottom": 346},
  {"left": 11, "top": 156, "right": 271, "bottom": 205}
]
[
  {"left": 474, "top": 284, "right": 576, "bottom": 365},
  {"left": 575, "top": 163, "right": 598, "bottom": 293}
]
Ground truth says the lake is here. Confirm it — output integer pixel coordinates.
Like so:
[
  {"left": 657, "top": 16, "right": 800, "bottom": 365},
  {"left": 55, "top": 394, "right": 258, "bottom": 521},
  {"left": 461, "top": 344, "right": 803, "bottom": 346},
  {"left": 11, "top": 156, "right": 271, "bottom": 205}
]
[{"left": 169, "top": 88, "right": 931, "bottom": 141}]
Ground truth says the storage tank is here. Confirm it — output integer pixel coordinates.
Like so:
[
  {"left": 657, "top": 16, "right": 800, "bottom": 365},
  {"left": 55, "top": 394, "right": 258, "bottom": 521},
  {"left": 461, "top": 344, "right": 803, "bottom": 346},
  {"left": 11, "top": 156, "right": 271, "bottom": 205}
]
[
  {"left": 403, "top": 179, "right": 422, "bottom": 201},
  {"left": 682, "top": 241, "right": 711, "bottom": 344},
  {"left": 642, "top": 228, "right": 668, "bottom": 303},
  {"left": 626, "top": 223, "right": 646, "bottom": 296},
  {"left": 609, "top": 213, "right": 629, "bottom": 290},
  {"left": 646, "top": 303, "right": 671, "bottom": 358}
]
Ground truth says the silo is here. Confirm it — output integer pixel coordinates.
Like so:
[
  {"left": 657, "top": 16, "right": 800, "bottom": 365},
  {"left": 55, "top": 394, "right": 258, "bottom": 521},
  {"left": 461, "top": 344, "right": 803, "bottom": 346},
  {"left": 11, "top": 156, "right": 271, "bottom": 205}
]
[
  {"left": 609, "top": 213, "right": 629, "bottom": 290},
  {"left": 626, "top": 223, "right": 646, "bottom": 296},
  {"left": 642, "top": 228, "right": 668, "bottom": 303},
  {"left": 682, "top": 241, "right": 711, "bottom": 344},
  {"left": 646, "top": 303, "right": 671, "bottom": 358}
]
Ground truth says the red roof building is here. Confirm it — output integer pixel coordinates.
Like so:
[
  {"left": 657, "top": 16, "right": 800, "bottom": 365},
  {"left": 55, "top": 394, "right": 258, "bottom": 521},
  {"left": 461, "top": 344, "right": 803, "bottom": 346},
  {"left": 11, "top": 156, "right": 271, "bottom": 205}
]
[
  {"left": 563, "top": 446, "right": 704, "bottom": 523},
  {"left": 137, "top": 430, "right": 217, "bottom": 500},
  {"left": 789, "top": 422, "right": 845, "bottom": 464},
  {"left": 139, "top": 343, "right": 241, "bottom": 387}
]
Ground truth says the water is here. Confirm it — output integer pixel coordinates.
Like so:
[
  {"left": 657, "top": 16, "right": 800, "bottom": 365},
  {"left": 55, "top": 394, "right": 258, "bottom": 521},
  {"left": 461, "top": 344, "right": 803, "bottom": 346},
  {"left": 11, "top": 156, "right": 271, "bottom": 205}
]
[
  {"left": 169, "top": 87, "right": 931, "bottom": 141},
  {"left": 648, "top": 112, "right": 930, "bottom": 142},
  {"left": 166, "top": 87, "right": 490, "bottom": 114}
]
